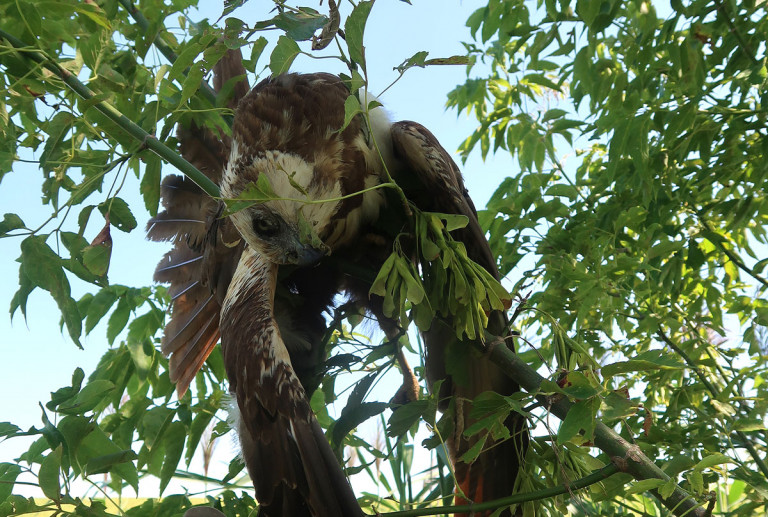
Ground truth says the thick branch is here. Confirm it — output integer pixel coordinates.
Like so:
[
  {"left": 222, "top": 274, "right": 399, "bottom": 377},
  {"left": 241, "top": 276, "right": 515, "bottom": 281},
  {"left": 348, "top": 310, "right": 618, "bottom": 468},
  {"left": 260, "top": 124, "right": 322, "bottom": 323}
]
[
  {"left": 0, "top": 30, "right": 221, "bottom": 200},
  {"left": 487, "top": 340, "right": 708, "bottom": 517}
]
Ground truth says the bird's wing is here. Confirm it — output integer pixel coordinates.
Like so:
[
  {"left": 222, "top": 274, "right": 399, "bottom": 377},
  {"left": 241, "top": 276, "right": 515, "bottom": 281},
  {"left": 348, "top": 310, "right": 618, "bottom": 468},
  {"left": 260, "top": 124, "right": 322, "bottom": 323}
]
[
  {"left": 221, "top": 247, "right": 362, "bottom": 517},
  {"left": 391, "top": 121, "right": 528, "bottom": 513},
  {"left": 147, "top": 48, "right": 249, "bottom": 396},
  {"left": 390, "top": 121, "right": 499, "bottom": 278}
]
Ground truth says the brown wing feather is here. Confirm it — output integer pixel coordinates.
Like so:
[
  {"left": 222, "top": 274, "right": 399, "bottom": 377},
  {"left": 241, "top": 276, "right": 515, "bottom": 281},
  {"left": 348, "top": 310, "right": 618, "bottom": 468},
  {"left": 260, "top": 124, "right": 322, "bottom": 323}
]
[
  {"left": 148, "top": 49, "right": 250, "bottom": 396},
  {"left": 391, "top": 121, "right": 528, "bottom": 515},
  {"left": 390, "top": 121, "right": 499, "bottom": 278}
]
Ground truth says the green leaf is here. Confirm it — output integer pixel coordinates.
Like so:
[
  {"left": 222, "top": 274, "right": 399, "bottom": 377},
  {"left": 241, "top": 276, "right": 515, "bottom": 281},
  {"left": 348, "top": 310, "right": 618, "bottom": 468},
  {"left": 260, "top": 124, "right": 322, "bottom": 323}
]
[
  {"left": 542, "top": 108, "right": 567, "bottom": 122},
  {"left": 39, "top": 112, "right": 75, "bottom": 174},
  {"left": 602, "top": 348, "right": 686, "bottom": 377},
  {"left": 82, "top": 242, "right": 111, "bottom": 277},
  {"left": 98, "top": 197, "right": 137, "bottom": 232},
  {"left": 332, "top": 401, "right": 389, "bottom": 448},
  {"left": 141, "top": 155, "right": 161, "bottom": 216},
  {"left": 624, "top": 478, "right": 666, "bottom": 495},
  {"left": 20, "top": 236, "right": 81, "bottom": 346},
  {"left": 395, "top": 50, "right": 429, "bottom": 73},
  {"left": 85, "top": 288, "right": 117, "bottom": 334},
  {"left": 223, "top": 0, "right": 248, "bottom": 16},
  {"left": 557, "top": 397, "right": 598, "bottom": 444},
  {"left": 160, "top": 422, "right": 186, "bottom": 495},
  {"left": 85, "top": 450, "right": 138, "bottom": 475},
  {"left": 107, "top": 297, "right": 131, "bottom": 344},
  {"left": 77, "top": 425, "right": 139, "bottom": 491},
  {"left": 341, "top": 94, "right": 361, "bottom": 132},
  {"left": 0, "top": 463, "right": 22, "bottom": 503},
  {"left": 0, "top": 213, "right": 25, "bottom": 236},
  {"left": 274, "top": 9, "right": 328, "bottom": 41},
  {"left": 388, "top": 400, "right": 432, "bottom": 437},
  {"left": 242, "top": 37, "right": 268, "bottom": 73},
  {"left": 38, "top": 447, "right": 62, "bottom": 501},
  {"left": 269, "top": 36, "right": 301, "bottom": 76},
  {"left": 0, "top": 422, "right": 21, "bottom": 439},
  {"left": 693, "top": 453, "right": 733, "bottom": 471},
  {"left": 185, "top": 391, "right": 222, "bottom": 466},
  {"left": 345, "top": 1, "right": 374, "bottom": 71},
  {"left": 223, "top": 175, "right": 277, "bottom": 214},
  {"left": 58, "top": 380, "right": 114, "bottom": 415}
]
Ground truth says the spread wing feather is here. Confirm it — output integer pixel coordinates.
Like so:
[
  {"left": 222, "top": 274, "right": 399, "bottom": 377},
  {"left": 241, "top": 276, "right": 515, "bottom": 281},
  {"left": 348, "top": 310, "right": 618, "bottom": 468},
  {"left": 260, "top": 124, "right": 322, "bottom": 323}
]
[{"left": 147, "top": 48, "right": 249, "bottom": 396}]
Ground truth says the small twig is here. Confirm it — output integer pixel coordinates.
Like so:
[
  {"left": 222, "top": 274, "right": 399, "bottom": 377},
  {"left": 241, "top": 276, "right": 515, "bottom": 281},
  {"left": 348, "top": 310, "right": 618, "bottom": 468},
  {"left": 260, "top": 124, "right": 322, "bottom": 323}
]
[{"left": 657, "top": 327, "right": 768, "bottom": 480}]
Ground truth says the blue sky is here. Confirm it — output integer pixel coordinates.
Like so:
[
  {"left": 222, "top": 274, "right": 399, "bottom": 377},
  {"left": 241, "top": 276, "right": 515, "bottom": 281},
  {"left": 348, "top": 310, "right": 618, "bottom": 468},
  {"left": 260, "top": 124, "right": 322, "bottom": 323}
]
[{"left": 0, "top": 0, "right": 518, "bottom": 488}]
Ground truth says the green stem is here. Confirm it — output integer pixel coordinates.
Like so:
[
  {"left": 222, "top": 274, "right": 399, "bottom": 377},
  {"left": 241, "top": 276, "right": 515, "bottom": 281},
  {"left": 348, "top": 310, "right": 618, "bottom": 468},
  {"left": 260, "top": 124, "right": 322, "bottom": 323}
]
[
  {"left": 486, "top": 340, "right": 708, "bottom": 517},
  {"left": 0, "top": 30, "right": 220, "bottom": 199},
  {"left": 383, "top": 464, "right": 618, "bottom": 517}
]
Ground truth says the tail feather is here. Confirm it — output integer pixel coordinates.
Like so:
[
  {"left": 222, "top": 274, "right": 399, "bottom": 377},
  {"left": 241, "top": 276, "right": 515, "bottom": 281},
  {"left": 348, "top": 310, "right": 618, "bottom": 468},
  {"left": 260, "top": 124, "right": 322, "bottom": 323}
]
[{"left": 236, "top": 405, "right": 362, "bottom": 517}]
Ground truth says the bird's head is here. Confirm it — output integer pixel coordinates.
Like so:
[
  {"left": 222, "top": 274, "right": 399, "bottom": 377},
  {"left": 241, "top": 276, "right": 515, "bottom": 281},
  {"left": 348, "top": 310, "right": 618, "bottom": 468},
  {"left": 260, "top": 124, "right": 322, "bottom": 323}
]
[{"left": 220, "top": 148, "right": 339, "bottom": 266}]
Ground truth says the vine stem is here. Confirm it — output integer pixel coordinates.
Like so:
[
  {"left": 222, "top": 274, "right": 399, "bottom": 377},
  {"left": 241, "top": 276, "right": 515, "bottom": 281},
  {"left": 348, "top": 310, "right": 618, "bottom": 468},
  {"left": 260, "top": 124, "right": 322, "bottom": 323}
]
[
  {"left": 0, "top": 29, "right": 221, "bottom": 200},
  {"left": 485, "top": 339, "right": 708, "bottom": 517},
  {"left": 383, "top": 464, "right": 618, "bottom": 517}
]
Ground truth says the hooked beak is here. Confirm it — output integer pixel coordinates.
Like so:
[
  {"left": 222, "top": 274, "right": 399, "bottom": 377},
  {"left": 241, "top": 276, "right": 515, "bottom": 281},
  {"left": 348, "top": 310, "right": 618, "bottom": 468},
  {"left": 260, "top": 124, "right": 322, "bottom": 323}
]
[
  {"left": 291, "top": 245, "right": 327, "bottom": 267},
  {"left": 283, "top": 237, "right": 328, "bottom": 266}
]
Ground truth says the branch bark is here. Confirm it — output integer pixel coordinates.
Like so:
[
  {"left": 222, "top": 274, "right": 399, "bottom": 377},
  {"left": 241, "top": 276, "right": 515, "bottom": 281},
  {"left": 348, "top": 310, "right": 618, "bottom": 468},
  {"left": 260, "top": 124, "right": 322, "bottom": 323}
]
[{"left": 487, "top": 339, "right": 708, "bottom": 517}]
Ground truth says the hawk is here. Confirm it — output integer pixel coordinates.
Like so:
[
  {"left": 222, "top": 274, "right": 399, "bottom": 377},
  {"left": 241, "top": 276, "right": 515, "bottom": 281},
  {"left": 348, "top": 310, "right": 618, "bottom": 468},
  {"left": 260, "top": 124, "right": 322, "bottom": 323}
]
[{"left": 148, "top": 52, "right": 527, "bottom": 517}]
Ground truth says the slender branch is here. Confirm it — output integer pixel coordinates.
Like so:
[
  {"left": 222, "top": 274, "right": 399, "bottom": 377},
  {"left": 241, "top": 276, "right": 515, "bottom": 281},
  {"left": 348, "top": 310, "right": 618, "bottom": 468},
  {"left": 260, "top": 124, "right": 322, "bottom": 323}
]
[
  {"left": 116, "top": 0, "right": 218, "bottom": 106},
  {"left": 383, "top": 463, "right": 618, "bottom": 517},
  {"left": 0, "top": 30, "right": 221, "bottom": 200},
  {"left": 657, "top": 328, "right": 768, "bottom": 480},
  {"left": 712, "top": 0, "right": 759, "bottom": 64},
  {"left": 698, "top": 217, "right": 768, "bottom": 289},
  {"left": 485, "top": 339, "right": 708, "bottom": 517}
]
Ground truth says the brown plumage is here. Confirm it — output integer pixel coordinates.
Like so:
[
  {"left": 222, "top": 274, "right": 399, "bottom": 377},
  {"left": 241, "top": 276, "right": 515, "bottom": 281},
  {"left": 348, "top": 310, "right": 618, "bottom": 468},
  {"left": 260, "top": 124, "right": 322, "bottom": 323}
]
[{"left": 148, "top": 53, "right": 527, "bottom": 517}]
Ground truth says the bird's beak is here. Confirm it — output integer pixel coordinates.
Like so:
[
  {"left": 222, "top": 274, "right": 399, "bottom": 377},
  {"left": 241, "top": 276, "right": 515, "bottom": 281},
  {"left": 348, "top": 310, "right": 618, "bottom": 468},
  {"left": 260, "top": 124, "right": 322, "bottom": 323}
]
[
  {"left": 283, "top": 235, "right": 328, "bottom": 266},
  {"left": 292, "top": 244, "right": 327, "bottom": 266}
]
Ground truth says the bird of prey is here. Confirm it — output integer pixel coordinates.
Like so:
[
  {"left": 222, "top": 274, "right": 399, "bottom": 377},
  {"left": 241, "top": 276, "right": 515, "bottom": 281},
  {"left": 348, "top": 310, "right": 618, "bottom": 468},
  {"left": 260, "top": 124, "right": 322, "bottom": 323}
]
[{"left": 148, "top": 52, "right": 527, "bottom": 517}]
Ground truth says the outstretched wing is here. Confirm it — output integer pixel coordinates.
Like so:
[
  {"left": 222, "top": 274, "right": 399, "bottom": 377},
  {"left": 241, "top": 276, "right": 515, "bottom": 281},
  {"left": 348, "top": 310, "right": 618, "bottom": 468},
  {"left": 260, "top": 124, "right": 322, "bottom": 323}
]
[
  {"left": 391, "top": 121, "right": 528, "bottom": 514},
  {"left": 146, "top": 49, "right": 248, "bottom": 395}
]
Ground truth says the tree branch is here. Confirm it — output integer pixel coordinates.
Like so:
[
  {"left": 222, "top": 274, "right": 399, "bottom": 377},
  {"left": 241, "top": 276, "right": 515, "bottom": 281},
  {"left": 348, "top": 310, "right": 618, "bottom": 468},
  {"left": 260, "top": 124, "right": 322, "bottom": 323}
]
[
  {"left": 115, "top": 0, "right": 221, "bottom": 109},
  {"left": 486, "top": 339, "right": 708, "bottom": 517},
  {"left": 698, "top": 217, "right": 768, "bottom": 289},
  {"left": 0, "top": 29, "right": 221, "bottom": 200},
  {"left": 657, "top": 328, "right": 768, "bottom": 480},
  {"left": 383, "top": 463, "right": 618, "bottom": 517}
]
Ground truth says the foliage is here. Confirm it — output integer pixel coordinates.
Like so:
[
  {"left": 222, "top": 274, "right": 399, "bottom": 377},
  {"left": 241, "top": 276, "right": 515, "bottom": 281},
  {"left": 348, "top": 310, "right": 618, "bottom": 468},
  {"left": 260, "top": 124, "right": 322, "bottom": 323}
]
[
  {"left": 448, "top": 0, "right": 768, "bottom": 514},
  {"left": 0, "top": 0, "right": 767, "bottom": 516}
]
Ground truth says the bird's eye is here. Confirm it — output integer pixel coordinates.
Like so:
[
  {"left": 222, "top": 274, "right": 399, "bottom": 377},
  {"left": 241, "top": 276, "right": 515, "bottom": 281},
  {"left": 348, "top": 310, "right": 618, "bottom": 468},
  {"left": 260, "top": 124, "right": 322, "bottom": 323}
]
[{"left": 252, "top": 217, "right": 278, "bottom": 237}]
